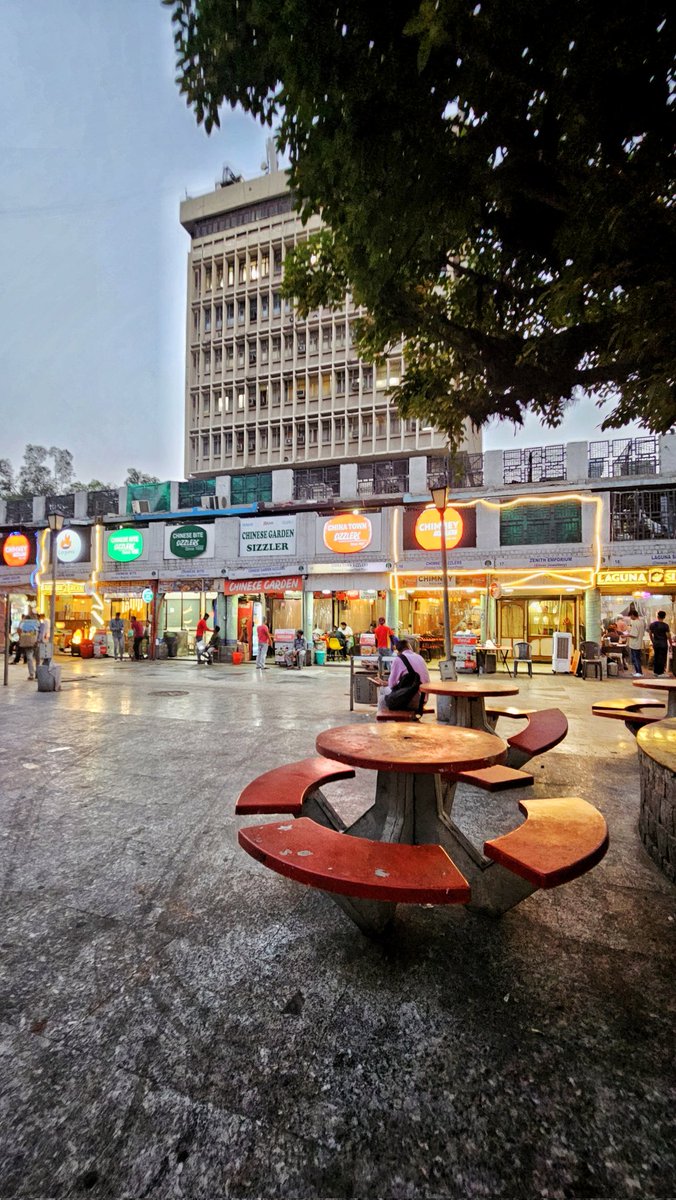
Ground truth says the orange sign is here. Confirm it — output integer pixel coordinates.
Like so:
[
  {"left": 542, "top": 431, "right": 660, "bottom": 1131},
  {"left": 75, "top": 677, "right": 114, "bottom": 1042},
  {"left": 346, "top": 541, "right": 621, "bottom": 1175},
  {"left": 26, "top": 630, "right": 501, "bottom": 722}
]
[
  {"left": 323, "top": 515, "right": 372, "bottom": 554},
  {"left": 2, "top": 532, "right": 30, "bottom": 567},
  {"left": 414, "top": 506, "right": 464, "bottom": 551}
]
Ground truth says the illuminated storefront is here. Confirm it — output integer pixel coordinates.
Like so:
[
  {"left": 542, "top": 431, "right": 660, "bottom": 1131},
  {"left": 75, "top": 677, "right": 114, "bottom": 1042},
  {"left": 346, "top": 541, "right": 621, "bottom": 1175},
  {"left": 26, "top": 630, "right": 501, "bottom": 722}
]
[
  {"left": 597, "top": 567, "right": 676, "bottom": 632},
  {"left": 224, "top": 575, "right": 303, "bottom": 659}
]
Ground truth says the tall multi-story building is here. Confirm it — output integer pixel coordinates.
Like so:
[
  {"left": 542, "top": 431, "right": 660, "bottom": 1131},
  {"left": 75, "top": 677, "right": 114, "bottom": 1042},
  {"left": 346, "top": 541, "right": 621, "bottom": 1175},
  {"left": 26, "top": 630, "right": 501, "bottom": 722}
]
[{"left": 180, "top": 168, "right": 480, "bottom": 494}]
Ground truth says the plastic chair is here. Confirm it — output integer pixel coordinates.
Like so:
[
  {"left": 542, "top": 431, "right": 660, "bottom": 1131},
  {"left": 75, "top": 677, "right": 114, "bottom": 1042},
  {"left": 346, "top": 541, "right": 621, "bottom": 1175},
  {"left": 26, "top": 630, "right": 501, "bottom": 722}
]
[
  {"left": 512, "top": 641, "right": 533, "bottom": 677},
  {"left": 581, "top": 641, "right": 603, "bottom": 681},
  {"left": 327, "top": 637, "right": 344, "bottom": 662}
]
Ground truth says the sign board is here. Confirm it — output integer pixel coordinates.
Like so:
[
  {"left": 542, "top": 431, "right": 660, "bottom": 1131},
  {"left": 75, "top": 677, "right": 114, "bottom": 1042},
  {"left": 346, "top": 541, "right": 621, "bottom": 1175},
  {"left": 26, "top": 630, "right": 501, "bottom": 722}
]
[
  {"left": 323, "top": 514, "right": 373, "bottom": 554},
  {"left": 164, "top": 523, "right": 214, "bottom": 559},
  {"left": 224, "top": 575, "right": 302, "bottom": 595},
  {"left": 1, "top": 531, "right": 35, "bottom": 567},
  {"left": 404, "top": 505, "right": 476, "bottom": 551},
  {"left": 239, "top": 515, "right": 296, "bottom": 558},
  {"left": 55, "top": 527, "right": 91, "bottom": 564},
  {"left": 106, "top": 529, "right": 145, "bottom": 562},
  {"left": 598, "top": 567, "right": 676, "bottom": 588},
  {"left": 141, "top": 587, "right": 154, "bottom": 603}
]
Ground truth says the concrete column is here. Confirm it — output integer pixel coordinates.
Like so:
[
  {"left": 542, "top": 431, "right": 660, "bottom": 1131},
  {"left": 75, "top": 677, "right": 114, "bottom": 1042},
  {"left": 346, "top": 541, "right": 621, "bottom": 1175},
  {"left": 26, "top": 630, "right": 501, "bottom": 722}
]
[
  {"left": 483, "top": 449, "right": 503, "bottom": 488},
  {"left": 118, "top": 486, "right": 127, "bottom": 516},
  {"left": 170, "top": 481, "right": 180, "bottom": 511},
  {"left": 408, "top": 456, "right": 428, "bottom": 496},
  {"left": 339, "top": 463, "right": 357, "bottom": 500},
  {"left": 215, "top": 590, "right": 226, "bottom": 637},
  {"left": 386, "top": 587, "right": 399, "bottom": 633},
  {"left": 584, "top": 587, "right": 601, "bottom": 643},
  {"left": 271, "top": 469, "right": 293, "bottom": 504},
  {"left": 303, "top": 591, "right": 313, "bottom": 643},
  {"left": 33, "top": 496, "right": 46, "bottom": 522},
  {"left": 0, "top": 499, "right": 6, "bottom": 523},
  {"left": 214, "top": 475, "right": 231, "bottom": 506},
  {"left": 566, "top": 441, "right": 588, "bottom": 483},
  {"left": 225, "top": 593, "right": 238, "bottom": 646},
  {"left": 73, "top": 492, "right": 88, "bottom": 520},
  {"left": 477, "top": 503, "right": 501, "bottom": 552},
  {"left": 660, "top": 432, "right": 676, "bottom": 477}
]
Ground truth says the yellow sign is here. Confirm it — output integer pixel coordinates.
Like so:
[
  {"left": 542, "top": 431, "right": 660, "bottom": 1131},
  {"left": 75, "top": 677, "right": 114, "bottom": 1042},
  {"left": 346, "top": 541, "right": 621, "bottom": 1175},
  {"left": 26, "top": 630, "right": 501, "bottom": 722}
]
[
  {"left": 598, "top": 567, "right": 676, "bottom": 587},
  {"left": 41, "top": 580, "right": 90, "bottom": 595}
]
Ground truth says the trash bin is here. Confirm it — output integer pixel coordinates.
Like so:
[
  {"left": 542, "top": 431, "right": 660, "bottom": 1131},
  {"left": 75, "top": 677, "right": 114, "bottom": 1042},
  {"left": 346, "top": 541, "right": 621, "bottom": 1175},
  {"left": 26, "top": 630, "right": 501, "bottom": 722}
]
[
  {"left": 315, "top": 647, "right": 326, "bottom": 665},
  {"left": 164, "top": 633, "right": 179, "bottom": 658},
  {"left": 155, "top": 641, "right": 168, "bottom": 660},
  {"left": 79, "top": 639, "right": 94, "bottom": 659}
]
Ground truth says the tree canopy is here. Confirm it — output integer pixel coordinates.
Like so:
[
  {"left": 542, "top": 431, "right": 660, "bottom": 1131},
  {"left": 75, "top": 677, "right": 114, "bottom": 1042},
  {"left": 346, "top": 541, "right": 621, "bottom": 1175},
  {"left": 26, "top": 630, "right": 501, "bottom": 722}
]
[{"left": 167, "top": 0, "right": 675, "bottom": 440}]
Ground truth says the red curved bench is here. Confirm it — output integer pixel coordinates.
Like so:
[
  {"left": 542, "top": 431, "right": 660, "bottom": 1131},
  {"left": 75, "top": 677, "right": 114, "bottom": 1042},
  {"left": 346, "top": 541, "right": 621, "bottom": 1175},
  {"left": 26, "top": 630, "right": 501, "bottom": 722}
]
[
  {"left": 484, "top": 797, "right": 609, "bottom": 888},
  {"left": 236, "top": 757, "right": 355, "bottom": 816},
  {"left": 506, "top": 708, "right": 568, "bottom": 767},
  {"left": 239, "top": 818, "right": 470, "bottom": 904}
]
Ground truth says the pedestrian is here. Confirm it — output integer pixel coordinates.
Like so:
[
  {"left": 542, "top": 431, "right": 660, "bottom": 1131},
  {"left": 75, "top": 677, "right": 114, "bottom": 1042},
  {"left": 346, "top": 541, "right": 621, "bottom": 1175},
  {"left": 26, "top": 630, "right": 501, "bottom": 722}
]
[
  {"left": 374, "top": 615, "right": 394, "bottom": 673},
  {"left": 195, "top": 611, "right": 211, "bottom": 664},
  {"left": 626, "top": 603, "right": 646, "bottom": 677},
  {"left": 110, "top": 612, "right": 125, "bottom": 661},
  {"left": 380, "top": 639, "right": 430, "bottom": 715},
  {"left": 649, "top": 609, "right": 671, "bottom": 678},
  {"left": 287, "top": 629, "right": 307, "bottom": 669},
  {"left": 37, "top": 612, "right": 51, "bottom": 663},
  {"left": 130, "top": 613, "right": 146, "bottom": 661},
  {"left": 256, "top": 618, "right": 271, "bottom": 669},
  {"left": 203, "top": 625, "right": 221, "bottom": 665},
  {"left": 339, "top": 621, "right": 353, "bottom": 659},
  {"left": 17, "top": 609, "right": 40, "bottom": 680}
]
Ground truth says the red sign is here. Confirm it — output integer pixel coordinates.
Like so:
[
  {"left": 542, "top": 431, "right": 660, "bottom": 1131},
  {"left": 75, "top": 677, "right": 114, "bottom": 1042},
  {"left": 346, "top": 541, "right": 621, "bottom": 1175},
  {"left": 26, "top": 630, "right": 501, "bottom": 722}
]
[
  {"left": 2, "top": 532, "right": 31, "bottom": 567},
  {"left": 224, "top": 575, "right": 303, "bottom": 595}
]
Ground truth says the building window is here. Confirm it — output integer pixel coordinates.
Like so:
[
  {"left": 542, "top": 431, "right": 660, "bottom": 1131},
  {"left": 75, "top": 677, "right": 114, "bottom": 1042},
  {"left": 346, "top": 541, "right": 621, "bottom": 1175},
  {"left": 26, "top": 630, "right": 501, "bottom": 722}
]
[
  {"left": 226, "top": 344, "right": 234, "bottom": 367},
  {"left": 201, "top": 435, "right": 210, "bottom": 457},
  {"left": 335, "top": 322, "right": 345, "bottom": 348},
  {"left": 362, "top": 417, "right": 372, "bottom": 437},
  {"left": 308, "top": 375, "right": 319, "bottom": 399},
  {"left": 260, "top": 387, "right": 268, "bottom": 408},
  {"left": 272, "top": 427, "right": 281, "bottom": 448},
  {"left": 500, "top": 502, "right": 582, "bottom": 546},
  {"left": 215, "top": 305, "right": 223, "bottom": 331},
  {"left": 260, "top": 338, "right": 269, "bottom": 365},
  {"left": 237, "top": 299, "right": 245, "bottom": 324},
  {"left": 390, "top": 414, "right": 400, "bottom": 434},
  {"left": 272, "top": 335, "right": 281, "bottom": 362},
  {"left": 335, "top": 418, "right": 345, "bottom": 440},
  {"left": 284, "top": 333, "right": 293, "bottom": 357},
  {"left": 376, "top": 363, "right": 388, "bottom": 390},
  {"left": 192, "top": 311, "right": 199, "bottom": 339},
  {"left": 363, "top": 366, "right": 374, "bottom": 390},
  {"left": 248, "top": 342, "right": 257, "bottom": 366},
  {"left": 297, "top": 333, "right": 306, "bottom": 354},
  {"left": 322, "top": 420, "right": 331, "bottom": 444},
  {"left": 349, "top": 367, "right": 360, "bottom": 393},
  {"left": 335, "top": 368, "right": 345, "bottom": 394},
  {"left": 376, "top": 415, "right": 386, "bottom": 438},
  {"left": 248, "top": 385, "right": 257, "bottom": 408},
  {"left": 202, "top": 394, "right": 210, "bottom": 416},
  {"left": 225, "top": 431, "right": 233, "bottom": 454},
  {"left": 226, "top": 302, "right": 234, "bottom": 327},
  {"left": 231, "top": 472, "right": 273, "bottom": 503},
  {"left": 213, "top": 433, "right": 222, "bottom": 456},
  {"left": 203, "top": 353, "right": 211, "bottom": 377},
  {"left": 249, "top": 258, "right": 259, "bottom": 282},
  {"left": 260, "top": 429, "right": 268, "bottom": 451},
  {"left": 224, "top": 390, "right": 232, "bottom": 413},
  {"left": 296, "top": 424, "right": 306, "bottom": 447},
  {"left": 322, "top": 325, "right": 332, "bottom": 349},
  {"left": 272, "top": 292, "right": 282, "bottom": 317},
  {"left": 273, "top": 247, "right": 282, "bottom": 275},
  {"left": 321, "top": 373, "right": 331, "bottom": 398},
  {"left": 191, "top": 395, "right": 198, "bottom": 424},
  {"left": 293, "top": 465, "right": 340, "bottom": 500},
  {"left": 203, "top": 309, "right": 211, "bottom": 334},
  {"left": 193, "top": 268, "right": 201, "bottom": 295},
  {"left": 214, "top": 392, "right": 223, "bottom": 415},
  {"left": 261, "top": 253, "right": 270, "bottom": 278},
  {"left": 284, "top": 424, "right": 293, "bottom": 446},
  {"left": 348, "top": 417, "right": 359, "bottom": 440},
  {"left": 216, "top": 262, "right": 224, "bottom": 289},
  {"left": 236, "top": 431, "right": 244, "bottom": 453},
  {"left": 284, "top": 379, "right": 293, "bottom": 402},
  {"left": 237, "top": 342, "right": 245, "bottom": 368},
  {"left": 308, "top": 422, "right": 318, "bottom": 445},
  {"left": 205, "top": 267, "right": 212, "bottom": 292},
  {"left": 214, "top": 347, "right": 222, "bottom": 370},
  {"left": 405, "top": 419, "right": 416, "bottom": 433},
  {"left": 237, "top": 390, "right": 245, "bottom": 410},
  {"left": 610, "top": 488, "right": 676, "bottom": 540},
  {"left": 271, "top": 381, "right": 281, "bottom": 403},
  {"left": 249, "top": 297, "right": 258, "bottom": 323},
  {"left": 239, "top": 259, "right": 247, "bottom": 284},
  {"left": 248, "top": 430, "right": 256, "bottom": 452},
  {"left": 261, "top": 293, "right": 269, "bottom": 319},
  {"left": 309, "top": 329, "right": 319, "bottom": 353},
  {"left": 227, "top": 261, "right": 234, "bottom": 286}
]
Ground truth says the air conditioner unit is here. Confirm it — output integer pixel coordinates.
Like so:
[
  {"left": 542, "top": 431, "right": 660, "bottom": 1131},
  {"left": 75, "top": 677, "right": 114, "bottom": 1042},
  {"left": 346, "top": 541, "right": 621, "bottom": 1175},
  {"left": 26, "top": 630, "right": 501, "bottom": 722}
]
[
  {"left": 297, "top": 389, "right": 305, "bottom": 399},
  {"left": 351, "top": 382, "right": 359, "bottom": 392},
  {"left": 131, "top": 499, "right": 150, "bottom": 514},
  {"left": 201, "top": 495, "right": 218, "bottom": 509}
]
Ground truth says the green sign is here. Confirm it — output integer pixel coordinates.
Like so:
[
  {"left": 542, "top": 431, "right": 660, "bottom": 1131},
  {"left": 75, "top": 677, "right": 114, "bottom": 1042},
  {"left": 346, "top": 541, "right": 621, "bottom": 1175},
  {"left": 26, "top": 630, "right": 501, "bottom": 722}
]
[
  {"left": 141, "top": 587, "right": 154, "bottom": 603},
  {"left": 107, "top": 529, "right": 144, "bottom": 562},
  {"left": 169, "top": 524, "right": 208, "bottom": 558}
]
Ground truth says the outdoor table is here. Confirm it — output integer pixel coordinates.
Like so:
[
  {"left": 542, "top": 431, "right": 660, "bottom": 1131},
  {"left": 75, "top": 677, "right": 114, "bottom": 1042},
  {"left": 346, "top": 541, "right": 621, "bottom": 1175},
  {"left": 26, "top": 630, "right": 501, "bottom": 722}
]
[
  {"left": 421, "top": 678, "right": 519, "bottom": 731},
  {"left": 316, "top": 721, "right": 507, "bottom": 853},
  {"left": 633, "top": 677, "right": 676, "bottom": 718},
  {"left": 475, "top": 644, "right": 511, "bottom": 674}
]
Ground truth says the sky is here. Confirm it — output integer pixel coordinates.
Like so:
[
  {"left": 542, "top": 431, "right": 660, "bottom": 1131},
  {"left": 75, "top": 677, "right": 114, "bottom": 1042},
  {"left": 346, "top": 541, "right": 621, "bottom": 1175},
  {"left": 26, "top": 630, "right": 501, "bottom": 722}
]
[{"left": 0, "top": 1, "right": 640, "bottom": 488}]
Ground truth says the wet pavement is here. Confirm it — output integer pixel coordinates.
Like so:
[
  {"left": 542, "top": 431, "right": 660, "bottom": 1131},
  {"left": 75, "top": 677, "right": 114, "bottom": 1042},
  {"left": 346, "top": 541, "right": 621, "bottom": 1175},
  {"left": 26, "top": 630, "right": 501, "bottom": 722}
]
[{"left": 0, "top": 657, "right": 674, "bottom": 1199}]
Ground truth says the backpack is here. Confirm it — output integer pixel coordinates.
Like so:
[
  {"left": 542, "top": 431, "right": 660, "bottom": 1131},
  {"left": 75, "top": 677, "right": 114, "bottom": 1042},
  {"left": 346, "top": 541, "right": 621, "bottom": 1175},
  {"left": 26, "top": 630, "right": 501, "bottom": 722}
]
[{"left": 385, "top": 653, "right": 421, "bottom": 711}]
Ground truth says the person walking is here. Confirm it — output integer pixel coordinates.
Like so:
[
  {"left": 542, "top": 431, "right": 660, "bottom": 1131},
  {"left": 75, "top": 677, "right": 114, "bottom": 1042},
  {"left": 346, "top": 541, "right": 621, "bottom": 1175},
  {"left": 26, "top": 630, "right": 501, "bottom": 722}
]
[
  {"left": 649, "top": 610, "right": 671, "bottom": 677},
  {"left": 130, "top": 614, "right": 146, "bottom": 661},
  {"left": 17, "top": 610, "right": 40, "bottom": 680},
  {"left": 256, "top": 619, "right": 271, "bottom": 670},
  {"left": 626, "top": 603, "right": 646, "bottom": 677},
  {"left": 110, "top": 612, "right": 125, "bottom": 661},
  {"left": 195, "top": 611, "right": 211, "bottom": 664},
  {"left": 374, "top": 616, "right": 394, "bottom": 673}
]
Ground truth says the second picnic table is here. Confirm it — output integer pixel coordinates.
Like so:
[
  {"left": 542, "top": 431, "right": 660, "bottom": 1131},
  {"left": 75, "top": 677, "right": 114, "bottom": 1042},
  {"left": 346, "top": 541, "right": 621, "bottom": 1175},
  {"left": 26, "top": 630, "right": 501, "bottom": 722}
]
[
  {"left": 421, "top": 678, "right": 520, "bottom": 731},
  {"left": 633, "top": 677, "right": 676, "bottom": 718}
]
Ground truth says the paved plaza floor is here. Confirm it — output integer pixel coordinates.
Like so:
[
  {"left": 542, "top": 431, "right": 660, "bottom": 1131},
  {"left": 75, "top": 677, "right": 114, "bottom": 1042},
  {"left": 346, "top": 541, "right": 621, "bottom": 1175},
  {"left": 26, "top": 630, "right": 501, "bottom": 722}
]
[{"left": 0, "top": 657, "right": 674, "bottom": 1199}]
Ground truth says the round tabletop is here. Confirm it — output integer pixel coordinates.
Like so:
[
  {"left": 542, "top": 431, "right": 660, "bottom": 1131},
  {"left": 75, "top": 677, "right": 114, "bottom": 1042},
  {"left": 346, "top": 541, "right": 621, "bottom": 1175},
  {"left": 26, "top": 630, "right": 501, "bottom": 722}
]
[
  {"left": 636, "top": 716, "right": 676, "bottom": 770},
  {"left": 633, "top": 678, "right": 676, "bottom": 692},
  {"left": 316, "top": 722, "right": 507, "bottom": 774},
  {"left": 420, "top": 679, "right": 519, "bottom": 698}
]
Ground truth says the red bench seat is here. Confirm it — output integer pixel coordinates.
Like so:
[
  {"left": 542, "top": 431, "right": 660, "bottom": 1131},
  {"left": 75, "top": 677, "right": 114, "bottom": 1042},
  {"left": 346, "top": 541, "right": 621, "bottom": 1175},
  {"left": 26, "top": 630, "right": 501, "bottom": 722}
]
[
  {"left": 506, "top": 708, "right": 568, "bottom": 767},
  {"left": 239, "top": 818, "right": 470, "bottom": 904},
  {"left": 452, "top": 764, "right": 534, "bottom": 792},
  {"left": 236, "top": 757, "right": 355, "bottom": 816},
  {"left": 484, "top": 797, "right": 609, "bottom": 888}
]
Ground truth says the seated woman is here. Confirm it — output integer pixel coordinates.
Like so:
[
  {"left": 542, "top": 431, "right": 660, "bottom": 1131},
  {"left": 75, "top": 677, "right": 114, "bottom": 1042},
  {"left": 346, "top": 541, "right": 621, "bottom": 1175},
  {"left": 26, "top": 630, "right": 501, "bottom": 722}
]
[
  {"left": 379, "top": 640, "right": 431, "bottom": 714},
  {"left": 602, "top": 622, "right": 630, "bottom": 670}
]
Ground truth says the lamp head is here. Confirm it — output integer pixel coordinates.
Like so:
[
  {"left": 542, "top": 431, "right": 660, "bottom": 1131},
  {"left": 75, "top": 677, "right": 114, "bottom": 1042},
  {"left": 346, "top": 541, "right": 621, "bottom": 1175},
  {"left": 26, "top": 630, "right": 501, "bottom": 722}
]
[
  {"left": 430, "top": 482, "right": 448, "bottom": 513},
  {"left": 47, "top": 512, "right": 64, "bottom": 533}
]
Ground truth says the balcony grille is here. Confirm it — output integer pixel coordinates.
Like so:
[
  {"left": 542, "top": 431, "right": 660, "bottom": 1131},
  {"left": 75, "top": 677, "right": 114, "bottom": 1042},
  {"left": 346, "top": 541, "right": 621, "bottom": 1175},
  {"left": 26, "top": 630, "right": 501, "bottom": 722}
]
[
  {"left": 503, "top": 446, "right": 566, "bottom": 485},
  {"left": 588, "top": 438, "right": 659, "bottom": 479},
  {"left": 293, "top": 466, "right": 340, "bottom": 501},
  {"left": 427, "top": 452, "right": 484, "bottom": 490},
  {"left": 5, "top": 498, "right": 33, "bottom": 524},
  {"left": 45, "top": 493, "right": 75, "bottom": 518},
  {"left": 610, "top": 489, "right": 676, "bottom": 541},
  {"left": 179, "top": 478, "right": 215, "bottom": 508},
  {"left": 87, "top": 489, "right": 120, "bottom": 518},
  {"left": 357, "top": 461, "right": 409, "bottom": 496}
]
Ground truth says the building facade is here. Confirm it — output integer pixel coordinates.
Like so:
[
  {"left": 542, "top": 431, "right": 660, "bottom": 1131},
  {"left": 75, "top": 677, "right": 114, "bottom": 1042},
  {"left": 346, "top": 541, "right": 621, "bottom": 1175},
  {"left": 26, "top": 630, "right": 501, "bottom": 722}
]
[
  {"left": 180, "top": 169, "right": 480, "bottom": 486},
  {"left": 1, "top": 435, "right": 674, "bottom": 667}
]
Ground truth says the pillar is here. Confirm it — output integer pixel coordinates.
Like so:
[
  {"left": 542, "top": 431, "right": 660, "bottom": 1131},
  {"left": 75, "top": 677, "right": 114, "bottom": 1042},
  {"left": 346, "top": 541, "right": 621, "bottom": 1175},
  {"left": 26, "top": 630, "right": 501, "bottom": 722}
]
[
  {"left": 584, "top": 587, "right": 601, "bottom": 643},
  {"left": 386, "top": 587, "right": 399, "bottom": 633},
  {"left": 225, "top": 593, "right": 238, "bottom": 646},
  {"left": 215, "top": 590, "right": 226, "bottom": 637},
  {"left": 303, "top": 590, "right": 313, "bottom": 642}
]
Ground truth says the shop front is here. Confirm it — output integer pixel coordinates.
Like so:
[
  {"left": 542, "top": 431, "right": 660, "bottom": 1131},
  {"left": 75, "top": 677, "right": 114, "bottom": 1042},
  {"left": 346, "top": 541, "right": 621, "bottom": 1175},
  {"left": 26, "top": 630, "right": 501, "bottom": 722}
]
[
  {"left": 395, "top": 572, "right": 484, "bottom": 660},
  {"left": 496, "top": 590, "right": 581, "bottom": 661},
  {"left": 0, "top": 531, "right": 40, "bottom": 641},
  {"left": 597, "top": 567, "right": 676, "bottom": 635},
  {"left": 223, "top": 575, "right": 304, "bottom": 660},
  {"left": 308, "top": 512, "right": 390, "bottom": 642}
]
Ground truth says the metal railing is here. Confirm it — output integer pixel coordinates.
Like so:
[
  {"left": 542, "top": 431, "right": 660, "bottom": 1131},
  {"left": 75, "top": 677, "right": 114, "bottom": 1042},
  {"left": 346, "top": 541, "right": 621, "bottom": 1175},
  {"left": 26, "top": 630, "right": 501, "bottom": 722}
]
[
  {"left": 293, "top": 467, "right": 340, "bottom": 502},
  {"left": 5, "top": 498, "right": 33, "bottom": 524},
  {"left": 87, "top": 489, "right": 120, "bottom": 518},
  {"left": 503, "top": 446, "right": 566, "bottom": 485},
  {"left": 588, "top": 438, "right": 659, "bottom": 479},
  {"left": 427, "top": 452, "right": 484, "bottom": 490},
  {"left": 45, "top": 493, "right": 75, "bottom": 518},
  {"left": 610, "top": 488, "right": 676, "bottom": 541}
]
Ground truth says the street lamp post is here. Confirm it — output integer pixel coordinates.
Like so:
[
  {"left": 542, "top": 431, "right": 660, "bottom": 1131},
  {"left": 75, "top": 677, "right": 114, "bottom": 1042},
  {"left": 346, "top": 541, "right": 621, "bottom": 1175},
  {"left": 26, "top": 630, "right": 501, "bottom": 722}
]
[
  {"left": 430, "top": 479, "right": 456, "bottom": 684},
  {"left": 47, "top": 511, "right": 64, "bottom": 663}
]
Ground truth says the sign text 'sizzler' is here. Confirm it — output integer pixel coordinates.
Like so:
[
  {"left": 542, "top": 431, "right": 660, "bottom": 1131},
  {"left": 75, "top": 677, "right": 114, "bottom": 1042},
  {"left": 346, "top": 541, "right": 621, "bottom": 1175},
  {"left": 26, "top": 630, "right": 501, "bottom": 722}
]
[
  {"left": 239, "top": 516, "right": 297, "bottom": 558},
  {"left": 242, "top": 528, "right": 295, "bottom": 552}
]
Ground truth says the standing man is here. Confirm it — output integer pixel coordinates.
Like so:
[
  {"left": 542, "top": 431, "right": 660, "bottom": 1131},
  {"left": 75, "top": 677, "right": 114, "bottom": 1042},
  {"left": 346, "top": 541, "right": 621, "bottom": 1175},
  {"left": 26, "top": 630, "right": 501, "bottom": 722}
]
[
  {"left": 37, "top": 612, "right": 51, "bottom": 663},
  {"left": 374, "top": 615, "right": 394, "bottom": 674},
  {"left": 110, "top": 612, "right": 125, "bottom": 661},
  {"left": 131, "top": 614, "right": 146, "bottom": 661},
  {"left": 626, "top": 603, "right": 646, "bottom": 677},
  {"left": 649, "top": 610, "right": 671, "bottom": 678},
  {"left": 195, "top": 610, "right": 211, "bottom": 663},
  {"left": 256, "top": 618, "right": 271, "bottom": 670},
  {"left": 18, "top": 609, "right": 40, "bottom": 680}
]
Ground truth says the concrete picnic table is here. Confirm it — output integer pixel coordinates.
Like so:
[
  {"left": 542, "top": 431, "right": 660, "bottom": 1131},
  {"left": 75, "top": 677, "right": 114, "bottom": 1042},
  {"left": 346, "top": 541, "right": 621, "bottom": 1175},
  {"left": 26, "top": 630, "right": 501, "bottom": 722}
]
[
  {"left": 420, "top": 678, "right": 519, "bottom": 731},
  {"left": 633, "top": 677, "right": 676, "bottom": 718}
]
